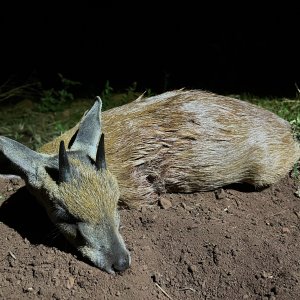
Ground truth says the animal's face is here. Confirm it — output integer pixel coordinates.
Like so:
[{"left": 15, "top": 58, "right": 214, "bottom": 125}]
[
  {"left": 67, "top": 216, "right": 130, "bottom": 274},
  {"left": 0, "top": 97, "right": 131, "bottom": 273},
  {"left": 49, "top": 156, "right": 130, "bottom": 273}
]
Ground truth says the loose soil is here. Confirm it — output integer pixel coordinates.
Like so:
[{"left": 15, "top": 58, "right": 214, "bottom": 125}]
[{"left": 0, "top": 175, "right": 300, "bottom": 299}]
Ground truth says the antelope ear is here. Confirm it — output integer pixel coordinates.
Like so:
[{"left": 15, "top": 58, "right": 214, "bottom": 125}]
[
  {"left": 0, "top": 136, "right": 55, "bottom": 180},
  {"left": 95, "top": 133, "right": 106, "bottom": 170},
  {"left": 59, "top": 140, "right": 72, "bottom": 183},
  {"left": 70, "top": 96, "right": 102, "bottom": 160}
]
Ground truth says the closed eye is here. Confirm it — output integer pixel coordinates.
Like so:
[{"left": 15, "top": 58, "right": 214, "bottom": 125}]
[{"left": 54, "top": 204, "right": 81, "bottom": 224}]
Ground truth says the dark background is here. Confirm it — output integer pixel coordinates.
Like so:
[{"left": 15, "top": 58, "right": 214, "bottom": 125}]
[{"left": 1, "top": 4, "right": 299, "bottom": 98}]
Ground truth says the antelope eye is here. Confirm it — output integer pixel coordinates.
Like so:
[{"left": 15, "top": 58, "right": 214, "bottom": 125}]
[{"left": 54, "top": 205, "right": 80, "bottom": 224}]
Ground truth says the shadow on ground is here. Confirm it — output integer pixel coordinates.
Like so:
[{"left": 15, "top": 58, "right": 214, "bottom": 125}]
[{"left": 0, "top": 187, "right": 72, "bottom": 253}]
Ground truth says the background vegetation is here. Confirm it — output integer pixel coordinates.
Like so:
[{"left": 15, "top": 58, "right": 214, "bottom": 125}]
[{"left": 0, "top": 77, "right": 299, "bottom": 151}]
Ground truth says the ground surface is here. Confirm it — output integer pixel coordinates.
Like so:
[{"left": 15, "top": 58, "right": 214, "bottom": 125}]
[{"left": 0, "top": 175, "right": 300, "bottom": 300}]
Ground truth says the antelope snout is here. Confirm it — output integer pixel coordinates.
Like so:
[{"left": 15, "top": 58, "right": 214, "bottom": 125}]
[{"left": 112, "top": 252, "right": 131, "bottom": 272}]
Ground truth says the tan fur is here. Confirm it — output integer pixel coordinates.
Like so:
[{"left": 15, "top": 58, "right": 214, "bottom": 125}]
[
  {"left": 59, "top": 158, "right": 119, "bottom": 223},
  {"left": 40, "top": 90, "right": 300, "bottom": 208}
]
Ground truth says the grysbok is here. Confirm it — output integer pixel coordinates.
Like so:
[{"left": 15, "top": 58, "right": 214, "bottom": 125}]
[{"left": 1, "top": 90, "right": 299, "bottom": 273}]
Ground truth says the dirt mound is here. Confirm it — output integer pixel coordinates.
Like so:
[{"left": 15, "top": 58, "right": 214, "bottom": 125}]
[{"left": 0, "top": 175, "right": 300, "bottom": 299}]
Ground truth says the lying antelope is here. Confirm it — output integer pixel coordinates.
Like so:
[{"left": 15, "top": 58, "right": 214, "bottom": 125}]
[{"left": 1, "top": 90, "right": 299, "bottom": 273}]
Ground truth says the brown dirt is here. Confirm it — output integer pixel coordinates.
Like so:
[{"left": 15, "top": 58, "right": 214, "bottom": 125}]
[{"left": 0, "top": 175, "right": 300, "bottom": 300}]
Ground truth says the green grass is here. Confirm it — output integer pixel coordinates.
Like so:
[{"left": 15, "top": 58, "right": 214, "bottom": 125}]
[
  {"left": 0, "top": 90, "right": 140, "bottom": 150},
  {"left": 0, "top": 99, "right": 93, "bottom": 149},
  {"left": 0, "top": 89, "right": 299, "bottom": 151},
  {"left": 241, "top": 95, "right": 299, "bottom": 123}
]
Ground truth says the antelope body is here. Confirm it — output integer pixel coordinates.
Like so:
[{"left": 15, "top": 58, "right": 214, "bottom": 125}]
[
  {"left": 42, "top": 90, "right": 300, "bottom": 207},
  {"left": 1, "top": 89, "right": 299, "bottom": 273}
]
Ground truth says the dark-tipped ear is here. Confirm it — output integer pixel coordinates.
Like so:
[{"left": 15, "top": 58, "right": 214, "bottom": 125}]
[
  {"left": 59, "top": 141, "right": 71, "bottom": 183},
  {"left": 0, "top": 136, "right": 53, "bottom": 179},
  {"left": 70, "top": 96, "right": 102, "bottom": 160},
  {"left": 95, "top": 133, "right": 106, "bottom": 170}
]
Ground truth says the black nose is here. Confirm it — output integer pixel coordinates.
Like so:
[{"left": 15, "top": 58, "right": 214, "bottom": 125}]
[{"left": 112, "top": 254, "right": 130, "bottom": 272}]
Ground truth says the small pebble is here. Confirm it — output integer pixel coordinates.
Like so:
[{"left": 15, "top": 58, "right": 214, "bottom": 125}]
[
  {"left": 261, "top": 271, "right": 273, "bottom": 279},
  {"left": 66, "top": 276, "right": 75, "bottom": 289},
  {"left": 282, "top": 227, "right": 290, "bottom": 234},
  {"left": 159, "top": 198, "right": 172, "bottom": 209},
  {"left": 215, "top": 188, "right": 226, "bottom": 200},
  {"left": 188, "top": 264, "right": 198, "bottom": 274}
]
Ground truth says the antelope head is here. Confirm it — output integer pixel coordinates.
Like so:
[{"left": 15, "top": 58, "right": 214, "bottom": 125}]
[{"left": 0, "top": 97, "right": 130, "bottom": 273}]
